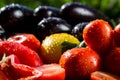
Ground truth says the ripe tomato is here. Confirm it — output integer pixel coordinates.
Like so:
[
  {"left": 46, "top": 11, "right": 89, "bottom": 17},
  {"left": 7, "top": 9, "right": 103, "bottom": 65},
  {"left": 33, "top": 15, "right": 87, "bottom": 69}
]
[
  {"left": 104, "top": 47, "right": 120, "bottom": 75},
  {"left": 59, "top": 47, "right": 101, "bottom": 80},
  {"left": 91, "top": 71, "right": 120, "bottom": 80},
  {"left": 114, "top": 23, "right": 120, "bottom": 47},
  {"left": 83, "top": 19, "right": 113, "bottom": 56},
  {"left": 37, "top": 64, "right": 65, "bottom": 80}
]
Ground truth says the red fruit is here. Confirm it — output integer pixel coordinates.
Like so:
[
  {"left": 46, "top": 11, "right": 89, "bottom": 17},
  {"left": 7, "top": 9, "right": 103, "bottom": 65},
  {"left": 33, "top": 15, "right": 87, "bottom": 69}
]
[
  {"left": 90, "top": 71, "right": 120, "bottom": 80},
  {"left": 36, "top": 64, "right": 65, "bottom": 80},
  {"left": 0, "top": 54, "right": 42, "bottom": 80},
  {"left": 0, "top": 54, "right": 65, "bottom": 80},
  {"left": 83, "top": 19, "right": 113, "bottom": 56},
  {"left": 104, "top": 47, "right": 120, "bottom": 75},
  {"left": 0, "top": 41, "right": 43, "bottom": 67},
  {"left": 0, "top": 39, "right": 2, "bottom": 42},
  {"left": 7, "top": 33, "right": 41, "bottom": 53},
  {"left": 114, "top": 23, "right": 120, "bottom": 47},
  {"left": 0, "top": 71, "right": 12, "bottom": 80},
  {"left": 59, "top": 47, "right": 101, "bottom": 80}
]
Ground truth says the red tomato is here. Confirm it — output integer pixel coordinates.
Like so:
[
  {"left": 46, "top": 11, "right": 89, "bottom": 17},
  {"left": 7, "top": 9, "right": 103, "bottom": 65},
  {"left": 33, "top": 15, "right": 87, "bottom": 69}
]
[
  {"left": 0, "top": 41, "right": 43, "bottom": 67},
  {"left": 90, "top": 71, "right": 120, "bottom": 80},
  {"left": 36, "top": 64, "right": 65, "bottom": 80},
  {"left": 83, "top": 19, "right": 113, "bottom": 56},
  {"left": 104, "top": 47, "right": 120, "bottom": 75},
  {"left": 59, "top": 47, "right": 101, "bottom": 80},
  {"left": 7, "top": 33, "right": 41, "bottom": 53},
  {"left": 0, "top": 71, "right": 12, "bottom": 80},
  {"left": 0, "top": 54, "right": 42, "bottom": 80},
  {"left": 0, "top": 54, "right": 65, "bottom": 80},
  {"left": 114, "top": 23, "right": 120, "bottom": 47}
]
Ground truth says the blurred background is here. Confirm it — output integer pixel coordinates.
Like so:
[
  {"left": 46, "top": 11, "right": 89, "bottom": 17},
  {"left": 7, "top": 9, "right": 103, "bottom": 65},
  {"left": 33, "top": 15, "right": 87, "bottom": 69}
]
[{"left": 0, "top": 0, "right": 120, "bottom": 24}]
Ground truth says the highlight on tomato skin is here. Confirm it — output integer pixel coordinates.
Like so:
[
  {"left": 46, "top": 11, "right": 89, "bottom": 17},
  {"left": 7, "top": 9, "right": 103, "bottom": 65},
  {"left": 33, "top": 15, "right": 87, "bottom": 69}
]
[
  {"left": 7, "top": 33, "right": 41, "bottom": 53},
  {"left": 113, "top": 23, "right": 120, "bottom": 47},
  {"left": 59, "top": 47, "right": 101, "bottom": 80},
  {"left": 90, "top": 71, "right": 120, "bottom": 80},
  {"left": 83, "top": 19, "right": 113, "bottom": 57},
  {"left": 0, "top": 41, "right": 43, "bottom": 67},
  {"left": 0, "top": 1, "right": 119, "bottom": 80}
]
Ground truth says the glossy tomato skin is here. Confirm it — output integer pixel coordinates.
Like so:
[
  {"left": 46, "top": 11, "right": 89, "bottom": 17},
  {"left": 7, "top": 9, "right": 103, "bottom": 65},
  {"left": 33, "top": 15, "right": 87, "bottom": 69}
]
[
  {"left": 7, "top": 33, "right": 41, "bottom": 53},
  {"left": 90, "top": 71, "right": 120, "bottom": 80},
  {"left": 114, "top": 23, "right": 120, "bottom": 47},
  {"left": 104, "top": 47, "right": 120, "bottom": 75},
  {"left": 83, "top": 19, "right": 113, "bottom": 56},
  {"left": 0, "top": 41, "right": 43, "bottom": 67},
  {"left": 59, "top": 47, "right": 101, "bottom": 80}
]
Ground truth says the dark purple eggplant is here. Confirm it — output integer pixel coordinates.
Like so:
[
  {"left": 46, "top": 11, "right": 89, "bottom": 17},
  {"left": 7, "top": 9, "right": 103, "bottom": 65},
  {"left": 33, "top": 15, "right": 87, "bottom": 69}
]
[
  {"left": 34, "top": 6, "right": 60, "bottom": 23},
  {"left": 60, "top": 2, "right": 107, "bottom": 26},
  {"left": 71, "top": 22, "right": 88, "bottom": 41},
  {"left": 35, "top": 17, "right": 72, "bottom": 41},
  {"left": 0, "top": 3, "right": 36, "bottom": 35}
]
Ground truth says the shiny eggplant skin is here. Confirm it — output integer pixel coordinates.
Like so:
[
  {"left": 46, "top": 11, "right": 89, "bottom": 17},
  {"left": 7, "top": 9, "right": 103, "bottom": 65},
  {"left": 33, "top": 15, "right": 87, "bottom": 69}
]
[
  {"left": 36, "top": 17, "right": 72, "bottom": 41},
  {"left": 60, "top": 2, "right": 106, "bottom": 26},
  {"left": 0, "top": 3, "right": 35, "bottom": 35}
]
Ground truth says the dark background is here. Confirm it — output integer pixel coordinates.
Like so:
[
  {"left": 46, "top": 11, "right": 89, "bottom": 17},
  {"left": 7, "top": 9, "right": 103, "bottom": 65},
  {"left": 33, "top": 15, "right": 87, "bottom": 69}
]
[{"left": 0, "top": 0, "right": 120, "bottom": 25}]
